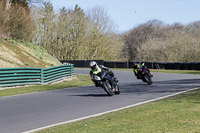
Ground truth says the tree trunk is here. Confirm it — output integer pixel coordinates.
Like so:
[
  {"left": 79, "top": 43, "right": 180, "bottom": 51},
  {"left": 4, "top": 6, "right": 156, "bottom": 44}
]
[{"left": 5, "top": 0, "right": 11, "bottom": 11}]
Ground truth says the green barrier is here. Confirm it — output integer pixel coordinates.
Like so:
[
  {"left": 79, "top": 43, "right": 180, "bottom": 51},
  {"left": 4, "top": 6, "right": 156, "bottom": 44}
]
[{"left": 0, "top": 64, "right": 74, "bottom": 87}]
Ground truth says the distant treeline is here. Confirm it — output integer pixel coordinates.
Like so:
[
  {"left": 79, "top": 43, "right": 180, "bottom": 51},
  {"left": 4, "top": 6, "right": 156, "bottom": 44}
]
[
  {"left": 1, "top": 1, "right": 200, "bottom": 63},
  {"left": 122, "top": 20, "right": 200, "bottom": 62}
]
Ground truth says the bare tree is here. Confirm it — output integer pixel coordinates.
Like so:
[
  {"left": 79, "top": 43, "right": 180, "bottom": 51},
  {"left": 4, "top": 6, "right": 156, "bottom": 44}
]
[
  {"left": 133, "top": 21, "right": 200, "bottom": 62},
  {"left": 85, "top": 6, "right": 121, "bottom": 60},
  {"left": 32, "top": 4, "right": 122, "bottom": 61},
  {"left": 122, "top": 20, "right": 165, "bottom": 61}
]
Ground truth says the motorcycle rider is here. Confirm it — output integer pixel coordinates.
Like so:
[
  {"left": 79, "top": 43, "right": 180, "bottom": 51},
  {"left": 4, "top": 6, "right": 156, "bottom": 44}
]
[
  {"left": 133, "top": 63, "right": 140, "bottom": 79},
  {"left": 89, "top": 61, "right": 118, "bottom": 90},
  {"left": 133, "top": 62, "right": 153, "bottom": 79}
]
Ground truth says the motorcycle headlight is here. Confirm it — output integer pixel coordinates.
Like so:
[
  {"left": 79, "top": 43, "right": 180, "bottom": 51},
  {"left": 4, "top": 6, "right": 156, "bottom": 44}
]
[{"left": 94, "top": 75, "right": 101, "bottom": 80}]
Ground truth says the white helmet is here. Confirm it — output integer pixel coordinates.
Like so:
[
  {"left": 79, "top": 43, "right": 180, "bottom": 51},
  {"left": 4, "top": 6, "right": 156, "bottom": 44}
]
[{"left": 90, "top": 61, "right": 97, "bottom": 69}]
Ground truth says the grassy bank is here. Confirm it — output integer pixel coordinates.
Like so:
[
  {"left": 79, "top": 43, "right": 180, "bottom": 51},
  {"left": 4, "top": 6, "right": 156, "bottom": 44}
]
[
  {"left": 36, "top": 88, "right": 200, "bottom": 133},
  {"left": 0, "top": 38, "right": 61, "bottom": 68},
  {"left": 0, "top": 74, "right": 92, "bottom": 97}
]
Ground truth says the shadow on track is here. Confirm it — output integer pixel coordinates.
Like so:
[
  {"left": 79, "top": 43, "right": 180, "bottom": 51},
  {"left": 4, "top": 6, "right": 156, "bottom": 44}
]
[
  {"left": 154, "top": 78, "right": 200, "bottom": 85},
  {"left": 119, "top": 78, "right": 200, "bottom": 95},
  {"left": 68, "top": 94, "right": 109, "bottom": 97},
  {"left": 54, "top": 78, "right": 200, "bottom": 97}
]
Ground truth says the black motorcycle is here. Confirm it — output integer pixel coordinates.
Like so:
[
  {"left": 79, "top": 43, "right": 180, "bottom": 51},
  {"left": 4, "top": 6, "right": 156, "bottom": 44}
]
[
  {"left": 137, "top": 68, "right": 153, "bottom": 85},
  {"left": 91, "top": 70, "right": 120, "bottom": 96}
]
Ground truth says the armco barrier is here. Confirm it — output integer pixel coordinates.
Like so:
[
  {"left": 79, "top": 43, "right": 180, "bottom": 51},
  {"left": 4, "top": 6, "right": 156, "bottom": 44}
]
[
  {"left": 197, "top": 63, "right": 200, "bottom": 70},
  {"left": 60, "top": 60, "right": 200, "bottom": 70},
  {"left": 166, "top": 62, "right": 175, "bottom": 69},
  {"left": 116, "top": 61, "right": 128, "bottom": 68},
  {"left": 143, "top": 62, "right": 154, "bottom": 69},
  {"left": 0, "top": 64, "right": 73, "bottom": 87},
  {"left": 60, "top": 60, "right": 104, "bottom": 67},
  {"left": 103, "top": 61, "right": 116, "bottom": 68},
  {"left": 154, "top": 62, "right": 167, "bottom": 69},
  {"left": 128, "top": 61, "right": 135, "bottom": 68},
  {"left": 173, "top": 62, "right": 182, "bottom": 70},
  {"left": 0, "top": 67, "right": 41, "bottom": 87},
  {"left": 189, "top": 62, "right": 198, "bottom": 70},
  {"left": 42, "top": 65, "right": 73, "bottom": 84},
  {"left": 182, "top": 63, "right": 190, "bottom": 70}
]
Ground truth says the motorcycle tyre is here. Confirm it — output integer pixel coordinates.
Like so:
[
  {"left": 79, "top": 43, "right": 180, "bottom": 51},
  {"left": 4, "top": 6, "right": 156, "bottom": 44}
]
[
  {"left": 144, "top": 75, "right": 153, "bottom": 85},
  {"left": 102, "top": 80, "right": 114, "bottom": 96}
]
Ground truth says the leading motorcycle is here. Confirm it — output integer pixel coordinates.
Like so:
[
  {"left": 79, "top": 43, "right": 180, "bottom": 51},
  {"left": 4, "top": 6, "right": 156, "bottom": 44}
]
[{"left": 91, "top": 70, "right": 120, "bottom": 96}]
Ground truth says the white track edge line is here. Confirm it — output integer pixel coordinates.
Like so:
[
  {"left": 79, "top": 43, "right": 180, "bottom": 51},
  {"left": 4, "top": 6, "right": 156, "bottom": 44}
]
[{"left": 22, "top": 87, "right": 199, "bottom": 133}]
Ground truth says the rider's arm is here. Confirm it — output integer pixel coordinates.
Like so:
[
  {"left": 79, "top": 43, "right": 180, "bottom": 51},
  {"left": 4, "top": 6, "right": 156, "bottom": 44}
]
[
  {"left": 89, "top": 70, "right": 93, "bottom": 76},
  {"left": 133, "top": 68, "right": 137, "bottom": 76},
  {"left": 100, "top": 65, "right": 109, "bottom": 71}
]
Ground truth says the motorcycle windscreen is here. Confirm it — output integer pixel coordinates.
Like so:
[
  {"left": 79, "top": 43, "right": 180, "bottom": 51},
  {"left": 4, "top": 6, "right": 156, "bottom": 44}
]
[{"left": 100, "top": 70, "right": 107, "bottom": 79}]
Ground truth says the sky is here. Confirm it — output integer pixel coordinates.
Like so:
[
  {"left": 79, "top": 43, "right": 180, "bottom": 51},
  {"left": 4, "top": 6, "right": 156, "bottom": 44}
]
[{"left": 48, "top": 0, "right": 200, "bottom": 32}]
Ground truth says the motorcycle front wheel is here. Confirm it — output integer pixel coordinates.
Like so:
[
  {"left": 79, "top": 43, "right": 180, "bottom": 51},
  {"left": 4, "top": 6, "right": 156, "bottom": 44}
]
[
  {"left": 102, "top": 80, "right": 114, "bottom": 96},
  {"left": 144, "top": 75, "right": 153, "bottom": 85}
]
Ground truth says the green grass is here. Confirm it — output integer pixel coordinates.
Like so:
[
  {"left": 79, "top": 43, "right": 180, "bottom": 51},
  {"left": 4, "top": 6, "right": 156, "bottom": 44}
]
[
  {"left": 151, "top": 69, "right": 200, "bottom": 75},
  {"left": 102, "top": 68, "right": 200, "bottom": 75},
  {"left": 1, "top": 68, "right": 199, "bottom": 132},
  {"left": 36, "top": 88, "right": 200, "bottom": 133},
  {"left": 0, "top": 74, "right": 93, "bottom": 97},
  {"left": 0, "top": 38, "right": 61, "bottom": 68}
]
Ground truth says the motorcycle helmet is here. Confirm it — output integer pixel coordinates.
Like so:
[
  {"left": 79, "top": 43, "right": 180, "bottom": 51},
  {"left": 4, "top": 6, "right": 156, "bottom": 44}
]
[
  {"left": 141, "top": 62, "right": 145, "bottom": 66},
  {"left": 133, "top": 63, "right": 137, "bottom": 69},
  {"left": 90, "top": 61, "right": 97, "bottom": 70}
]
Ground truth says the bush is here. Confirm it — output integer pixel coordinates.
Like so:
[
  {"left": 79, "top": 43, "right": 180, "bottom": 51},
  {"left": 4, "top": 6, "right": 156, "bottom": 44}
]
[{"left": 0, "top": 1, "right": 34, "bottom": 41}]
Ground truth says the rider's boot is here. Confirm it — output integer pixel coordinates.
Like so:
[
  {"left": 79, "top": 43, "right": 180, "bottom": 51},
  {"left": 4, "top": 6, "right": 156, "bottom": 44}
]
[
  {"left": 149, "top": 73, "right": 153, "bottom": 77},
  {"left": 147, "top": 71, "right": 153, "bottom": 77},
  {"left": 114, "top": 76, "right": 119, "bottom": 83},
  {"left": 112, "top": 85, "right": 118, "bottom": 92}
]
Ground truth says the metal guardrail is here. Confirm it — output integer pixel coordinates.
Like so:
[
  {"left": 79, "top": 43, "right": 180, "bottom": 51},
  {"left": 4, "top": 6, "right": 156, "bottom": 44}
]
[
  {"left": 60, "top": 60, "right": 200, "bottom": 70},
  {"left": 0, "top": 64, "right": 74, "bottom": 87}
]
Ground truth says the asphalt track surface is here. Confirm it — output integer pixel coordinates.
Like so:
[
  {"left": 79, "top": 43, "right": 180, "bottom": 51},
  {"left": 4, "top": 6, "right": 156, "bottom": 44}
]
[{"left": 0, "top": 68, "right": 200, "bottom": 133}]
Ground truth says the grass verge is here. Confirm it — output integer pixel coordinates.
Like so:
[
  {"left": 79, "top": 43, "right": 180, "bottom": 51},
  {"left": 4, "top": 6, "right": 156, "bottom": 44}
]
[
  {"left": 0, "top": 74, "right": 93, "bottom": 97},
  {"left": 36, "top": 88, "right": 200, "bottom": 133},
  {"left": 107, "top": 68, "right": 200, "bottom": 75},
  {"left": 151, "top": 69, "right": 200, "bottom": 74}
]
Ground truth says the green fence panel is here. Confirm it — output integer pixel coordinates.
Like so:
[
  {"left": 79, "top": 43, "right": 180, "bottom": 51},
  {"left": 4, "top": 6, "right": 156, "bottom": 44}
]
[
  {"left": 0, "top": 79, "right": 41, "bottom": 84},
  {"left": 42, "top": 65, "right": 73, "bottom": 84},
  {"left": 43, "top": 71, "right": 71, "bottom": 79},
  {"left": 0, "top": 70, "right": 41, "bottom": 74},
  {"left": 0, "top": 64, "right": 74, "bottom": 87},
  {"left": 43, "top": 74, "right": 72, "bottom": 84},
  {"left": 0, "top": 76, "right": 41, "bottom": 81},
  {"left": 0, "top": 67, "right": 41, "bottom": 87},
  {"left": 0, "top": 73, "right": 41, "bottom": 77}
]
